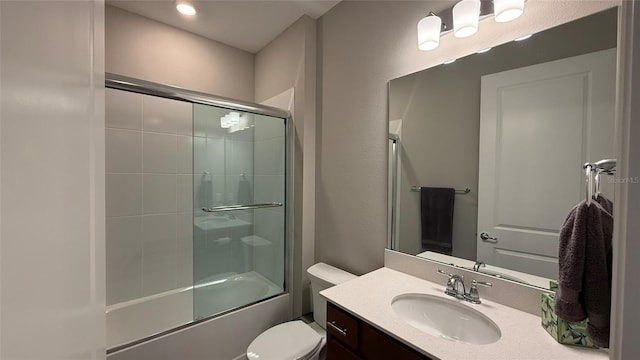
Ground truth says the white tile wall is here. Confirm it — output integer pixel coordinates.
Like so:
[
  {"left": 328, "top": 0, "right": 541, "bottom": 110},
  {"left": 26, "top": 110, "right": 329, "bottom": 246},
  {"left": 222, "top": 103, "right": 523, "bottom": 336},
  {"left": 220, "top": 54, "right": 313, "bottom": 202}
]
[
  {"left": 106, "top": 89, "right": 193, "bottom": 306},
  {"left": 143, "top": 133, "right": 177, "bottom": 174},
  {"left": 177, "top": 136, "right": 193, "bottom": 174},
  {"left": 177, "top": 212, "right": 194, "bottom": 287},
  {"left": 143, "top": 95, "right": 191, "bottom": 135},
  {"left": 142, "top": 214, "right": 178, "bottom": 296},
  {"left": 253, "top": 116, "right": 286, "bottom": 288},
  {"left": 107, "top": 217, "right": 143, "bottom": 304},
  {"left": 106, "top": 129, "right": 142, "bottom": 173},
  {"left": 177, "top": 175, "right": 193, "bottom": 212},
  {"left": 143, "top": 174, "right": 177, "bottom": 214},
  {"left": 254, "top": 138, "right": 285, "bottom": 176},
  {"left": 106, "top": 174, "right": 143, "bottom": 217},
  {"left": 106, "top": 88, "right": 143, "bottom": 130}
]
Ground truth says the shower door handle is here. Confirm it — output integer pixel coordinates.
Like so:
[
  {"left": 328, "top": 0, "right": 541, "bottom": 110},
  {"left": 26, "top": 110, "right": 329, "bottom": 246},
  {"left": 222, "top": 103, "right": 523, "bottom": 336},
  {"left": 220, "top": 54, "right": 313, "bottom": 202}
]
[{"left": 202, "top": 202, "right": 283, "bottom": 213}]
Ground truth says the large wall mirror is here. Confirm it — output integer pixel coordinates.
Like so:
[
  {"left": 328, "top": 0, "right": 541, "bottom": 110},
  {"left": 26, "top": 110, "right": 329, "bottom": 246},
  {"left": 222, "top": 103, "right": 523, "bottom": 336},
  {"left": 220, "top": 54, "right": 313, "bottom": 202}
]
[{"left": 388, "top": 8, "right": 617, "bottom": 290}]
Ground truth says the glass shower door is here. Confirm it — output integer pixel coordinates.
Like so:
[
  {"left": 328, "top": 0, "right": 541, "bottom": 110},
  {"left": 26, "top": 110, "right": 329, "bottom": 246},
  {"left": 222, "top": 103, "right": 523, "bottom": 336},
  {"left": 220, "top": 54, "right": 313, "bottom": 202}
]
[{"left": 192, "top": 103, "right": 286, "bottom": 320}]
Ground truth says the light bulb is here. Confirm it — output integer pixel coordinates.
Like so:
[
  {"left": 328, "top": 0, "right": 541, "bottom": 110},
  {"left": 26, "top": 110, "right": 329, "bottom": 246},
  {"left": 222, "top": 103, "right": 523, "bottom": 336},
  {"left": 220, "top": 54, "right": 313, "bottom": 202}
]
[
  {"left": 417, "top": 14, "right": 442, "bottom": 51},
  {"left": 453, "top": 0, "right": 481, "bottom": 38},
  {"left": 514, "top": 34, "right": 532, "bottom": 41},
  {"left": 176, "top": 1, "right": 196, "bottom": 16},
  {"left": 494, "top": 0, "right": 525, "bottom": 23}
]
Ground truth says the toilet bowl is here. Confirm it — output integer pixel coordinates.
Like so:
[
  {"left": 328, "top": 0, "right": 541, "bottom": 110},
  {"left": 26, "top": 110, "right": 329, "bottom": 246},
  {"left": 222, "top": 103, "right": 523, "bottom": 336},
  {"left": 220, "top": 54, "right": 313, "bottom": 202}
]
[{"left": 246, "top": 263, "right": 357, "bottom": 360}]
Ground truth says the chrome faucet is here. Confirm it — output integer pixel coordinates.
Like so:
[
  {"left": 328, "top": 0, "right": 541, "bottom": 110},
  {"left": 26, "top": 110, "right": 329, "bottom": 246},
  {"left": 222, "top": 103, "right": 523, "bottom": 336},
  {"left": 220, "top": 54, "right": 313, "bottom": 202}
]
[
  {"left": 437, "top": 269, "right": 492, "bottom": 304},
  {"left": 473, "top": 261, "right": 485, "bottom": 272}
]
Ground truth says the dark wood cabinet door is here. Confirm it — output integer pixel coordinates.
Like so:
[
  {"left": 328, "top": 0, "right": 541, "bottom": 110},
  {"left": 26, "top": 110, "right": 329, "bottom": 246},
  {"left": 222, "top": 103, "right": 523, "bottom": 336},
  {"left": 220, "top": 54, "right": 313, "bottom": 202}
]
[
  {"left": 327, "top": 337, "right": 362, "bottom": 360},
  {"left": 360, "top": 321, "right": 430, "bottom": 360},
  {"left": 327, "top": 303, "right": 360, "bottom": 351},
  {"left": 326, "top": 302, "right": 433, "bottom": 360}
]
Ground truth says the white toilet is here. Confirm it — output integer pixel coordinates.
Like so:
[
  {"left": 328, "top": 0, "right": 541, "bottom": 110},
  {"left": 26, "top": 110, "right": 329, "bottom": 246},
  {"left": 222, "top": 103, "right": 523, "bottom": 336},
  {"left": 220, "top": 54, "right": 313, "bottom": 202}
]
[{"left": 246, "top": 263, "right": 357, "bottom": 360}]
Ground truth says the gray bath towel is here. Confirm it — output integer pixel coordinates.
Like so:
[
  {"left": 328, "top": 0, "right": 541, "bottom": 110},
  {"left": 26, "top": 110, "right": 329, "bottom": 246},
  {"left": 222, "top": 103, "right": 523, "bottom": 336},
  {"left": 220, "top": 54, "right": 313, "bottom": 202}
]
[{"left": 555, "top": 196, "right": 613, "bottom": 348}]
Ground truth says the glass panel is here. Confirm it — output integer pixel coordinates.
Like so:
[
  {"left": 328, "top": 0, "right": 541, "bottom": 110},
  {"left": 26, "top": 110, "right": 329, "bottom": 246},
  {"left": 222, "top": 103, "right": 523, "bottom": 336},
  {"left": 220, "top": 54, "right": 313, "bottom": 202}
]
[
  {"left": 193, "top": 104, "right": 286, "bottom": 320},
  {"left": 105, "top": 89, "right": 196, "bottom": 349}
]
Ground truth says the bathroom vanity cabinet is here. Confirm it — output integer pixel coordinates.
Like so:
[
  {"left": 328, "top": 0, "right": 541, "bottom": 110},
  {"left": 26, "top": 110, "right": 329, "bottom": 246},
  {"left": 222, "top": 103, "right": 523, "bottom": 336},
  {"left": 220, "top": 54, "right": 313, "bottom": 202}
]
[{"left": 326, "top": 302, "right": 432, "bottom": 360}]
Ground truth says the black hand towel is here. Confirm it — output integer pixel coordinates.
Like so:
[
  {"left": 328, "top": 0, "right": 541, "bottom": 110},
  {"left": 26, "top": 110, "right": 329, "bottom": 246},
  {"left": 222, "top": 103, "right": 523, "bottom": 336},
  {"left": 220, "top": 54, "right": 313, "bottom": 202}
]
[{"left": 420, "top": 187, "right": 455, "bottom": 254}]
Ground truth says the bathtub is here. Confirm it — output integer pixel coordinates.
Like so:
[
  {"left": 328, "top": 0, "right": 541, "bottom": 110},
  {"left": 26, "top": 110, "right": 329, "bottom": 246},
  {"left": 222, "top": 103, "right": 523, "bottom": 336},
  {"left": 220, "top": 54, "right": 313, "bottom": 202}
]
[{"left": 107, "top": 271, "right": 283, "bottom": 350}]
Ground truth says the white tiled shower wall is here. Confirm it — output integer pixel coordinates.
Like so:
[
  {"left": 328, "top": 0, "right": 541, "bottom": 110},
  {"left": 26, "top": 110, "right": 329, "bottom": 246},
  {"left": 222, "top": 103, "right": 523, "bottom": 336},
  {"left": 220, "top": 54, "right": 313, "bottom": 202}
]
[
  {"left": 106, "top": 88, "right": 194, "bottom": 305},
  {"left": 253, "top": 117, "right": 286, "bottom": 288}
]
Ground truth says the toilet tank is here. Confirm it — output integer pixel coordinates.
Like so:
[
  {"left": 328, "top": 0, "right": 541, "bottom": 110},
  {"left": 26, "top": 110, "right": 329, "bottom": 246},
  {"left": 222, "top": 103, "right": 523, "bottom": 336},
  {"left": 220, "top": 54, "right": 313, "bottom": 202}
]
[{"left": 307, "top": 263, "right": 357, "bottom": 329}]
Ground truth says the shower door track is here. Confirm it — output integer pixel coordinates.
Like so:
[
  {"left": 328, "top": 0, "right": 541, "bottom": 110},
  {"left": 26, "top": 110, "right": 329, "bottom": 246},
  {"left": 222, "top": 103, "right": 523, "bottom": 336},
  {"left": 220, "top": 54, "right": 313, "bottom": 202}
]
[{"left": 106, "top": 73, "right": 290, "bottom": 119}]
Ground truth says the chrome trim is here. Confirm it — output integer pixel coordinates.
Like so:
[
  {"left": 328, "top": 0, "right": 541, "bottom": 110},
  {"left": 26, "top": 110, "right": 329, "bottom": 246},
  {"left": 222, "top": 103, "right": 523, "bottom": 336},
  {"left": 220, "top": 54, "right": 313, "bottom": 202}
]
[
  {"left": 106, "top": 73, "right": 291, "bottom": 119},
  {"left": 388, "top": 137, "right": 399, "bottom": 250},
  {"left": 202, "top": 202, "right": 283, "bottom": 213}
]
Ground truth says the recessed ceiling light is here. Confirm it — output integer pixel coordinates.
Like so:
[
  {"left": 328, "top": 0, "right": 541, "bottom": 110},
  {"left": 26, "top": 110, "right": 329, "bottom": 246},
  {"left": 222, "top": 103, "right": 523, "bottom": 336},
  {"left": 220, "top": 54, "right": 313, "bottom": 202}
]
[
  {"left": 176, "top": 1, "right": 196, "bottom": 16},
  {"left": 477, "top": 47, "right": 492, "bottom": 54},
  {"left": 514, "top": 34, "right": 532, "bottom": 41},
  {"left": 444, "top": 59, "right": 457, "bottom": 64}
]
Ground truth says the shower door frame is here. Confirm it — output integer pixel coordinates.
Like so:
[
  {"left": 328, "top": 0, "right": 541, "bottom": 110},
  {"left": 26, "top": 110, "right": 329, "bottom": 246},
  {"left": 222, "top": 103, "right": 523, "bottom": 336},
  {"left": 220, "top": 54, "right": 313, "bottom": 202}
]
[{"left": 105, "top": 73, "right": 293, "bottom": 352}]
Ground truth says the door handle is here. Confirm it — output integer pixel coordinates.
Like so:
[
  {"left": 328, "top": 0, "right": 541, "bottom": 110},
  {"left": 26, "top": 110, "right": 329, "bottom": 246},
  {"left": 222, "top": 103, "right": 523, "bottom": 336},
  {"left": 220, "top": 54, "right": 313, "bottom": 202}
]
[{"left": 480, "top": 232, "right": 498, "bottom": 243}]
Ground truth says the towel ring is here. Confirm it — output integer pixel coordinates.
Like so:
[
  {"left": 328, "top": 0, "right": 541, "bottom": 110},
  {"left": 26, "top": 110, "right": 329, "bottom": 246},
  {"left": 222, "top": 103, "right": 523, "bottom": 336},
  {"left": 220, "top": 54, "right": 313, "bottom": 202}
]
[
  {"left": 594, "top": 169, "right": 603, "bottom": 200},
  {"left": 585, "top": 165, "right": 593, "bottom": 205}
]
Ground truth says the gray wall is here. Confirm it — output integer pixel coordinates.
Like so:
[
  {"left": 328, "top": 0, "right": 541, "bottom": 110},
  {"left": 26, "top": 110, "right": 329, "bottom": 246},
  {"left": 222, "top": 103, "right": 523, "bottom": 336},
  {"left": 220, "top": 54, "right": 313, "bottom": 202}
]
[
  {"left": 1, "top": 1, "right": 106, "bottom": 358},
  {"left": 315, "top": 0, "right": 619, "bottom": 275},
  {"left": 255, "top": 16, "right": 317, "bottom": 317},
  {"left": 106, "top": 5, "right": 254, "bottom": 102},
  {"left": 390, "top": 9, "right": 617, "bottom": 259}
]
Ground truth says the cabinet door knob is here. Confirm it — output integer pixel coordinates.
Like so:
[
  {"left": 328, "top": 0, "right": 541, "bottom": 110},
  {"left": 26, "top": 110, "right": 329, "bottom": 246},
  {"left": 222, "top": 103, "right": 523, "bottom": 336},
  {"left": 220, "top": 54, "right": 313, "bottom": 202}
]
[{"left": 327, "top": 321, "right": 348, "bottom": 337}]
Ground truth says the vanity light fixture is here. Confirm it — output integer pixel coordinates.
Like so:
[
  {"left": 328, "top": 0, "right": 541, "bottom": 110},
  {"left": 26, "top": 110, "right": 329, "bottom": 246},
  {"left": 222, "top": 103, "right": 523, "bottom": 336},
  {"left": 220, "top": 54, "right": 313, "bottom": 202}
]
[
  {"left": 493, "top": 0, "right": 525, "bottom": 22},
  {"left": 176, "top": 0, "right": 196, "bottom": 16},
  {"left": 453, "top": 0, "right": 481, "bottom": 38},
  {"left": 417, "top": 0, "right": 526, "bottom": 51},
  {"left": 417, "top": 12, "right": 443, "bottom": 51},
  {"left": 514, "top": 34, "right": 532, "bottom": 41},
  {"left": 220, "top": 111, "right": 240, "bottom": 129},
  {"left": 476, "top": 47, "right": 492, "bottom": 53}
]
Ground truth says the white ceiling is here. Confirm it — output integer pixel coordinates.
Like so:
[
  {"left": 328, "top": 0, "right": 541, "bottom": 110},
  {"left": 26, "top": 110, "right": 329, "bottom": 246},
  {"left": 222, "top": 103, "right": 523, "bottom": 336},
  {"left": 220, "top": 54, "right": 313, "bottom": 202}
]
[{"left": 107, "top": 0, "right": 341, "bottom": 53}]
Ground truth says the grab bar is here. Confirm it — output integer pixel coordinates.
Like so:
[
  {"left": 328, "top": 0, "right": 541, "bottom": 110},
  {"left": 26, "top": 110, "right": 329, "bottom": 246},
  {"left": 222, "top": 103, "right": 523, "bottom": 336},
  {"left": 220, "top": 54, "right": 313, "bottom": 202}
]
[{"left": 202, "top": 202, "right": 283, "bottom": 213}]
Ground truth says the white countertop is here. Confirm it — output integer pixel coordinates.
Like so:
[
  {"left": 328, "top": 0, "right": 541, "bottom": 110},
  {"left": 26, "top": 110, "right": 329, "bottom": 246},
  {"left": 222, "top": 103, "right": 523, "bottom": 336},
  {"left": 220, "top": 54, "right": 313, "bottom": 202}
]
[{"left": 320, "top": 267, "right": 608, "bottom": 360}]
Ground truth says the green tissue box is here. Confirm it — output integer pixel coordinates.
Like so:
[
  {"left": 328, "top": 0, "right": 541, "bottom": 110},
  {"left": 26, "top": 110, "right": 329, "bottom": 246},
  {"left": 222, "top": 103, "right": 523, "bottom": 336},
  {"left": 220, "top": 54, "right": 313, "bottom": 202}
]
[{"left": 541, "top": 292, "right": 598, "bottom": 348}]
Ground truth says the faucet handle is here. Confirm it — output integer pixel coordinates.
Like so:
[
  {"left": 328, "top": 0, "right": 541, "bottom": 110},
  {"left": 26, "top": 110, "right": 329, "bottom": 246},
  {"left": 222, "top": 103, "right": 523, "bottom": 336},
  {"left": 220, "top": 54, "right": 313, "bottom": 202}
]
[
  {"left": 436, "top": 269, "right": 454, "bottom": 277},
  {"left": 437, "top": 269, "right": 459, "bottom": 297},
  {"left": 465, "top": 280, "right": 492, "bottom": 304},
  {"left": 473, "top": 279, "right": 492, "bottom": 287}
]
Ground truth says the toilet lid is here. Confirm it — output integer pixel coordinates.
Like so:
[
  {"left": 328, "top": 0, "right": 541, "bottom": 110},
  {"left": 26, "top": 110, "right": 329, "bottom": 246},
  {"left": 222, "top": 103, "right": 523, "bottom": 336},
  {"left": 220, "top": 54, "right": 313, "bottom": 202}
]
[{"left": 247, "top": 321, "right": 322, "bottom": 360}]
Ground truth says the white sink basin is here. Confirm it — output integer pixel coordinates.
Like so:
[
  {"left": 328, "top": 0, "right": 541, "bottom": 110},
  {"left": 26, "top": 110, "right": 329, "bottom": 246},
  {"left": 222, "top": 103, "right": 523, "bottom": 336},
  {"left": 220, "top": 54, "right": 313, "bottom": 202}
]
[{"left": 391, "top": 293, "right": 501, "bottom": 345}]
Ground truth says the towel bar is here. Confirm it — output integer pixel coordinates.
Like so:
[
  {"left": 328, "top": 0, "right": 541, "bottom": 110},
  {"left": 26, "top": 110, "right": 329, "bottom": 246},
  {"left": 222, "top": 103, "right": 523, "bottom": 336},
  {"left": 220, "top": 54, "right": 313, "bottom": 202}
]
[
  {"left": 202, "top": 202, "right": 283, "bottom": 212},
  {"left": 410, "top": 186, "right": 471, "bottom": 194}
]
